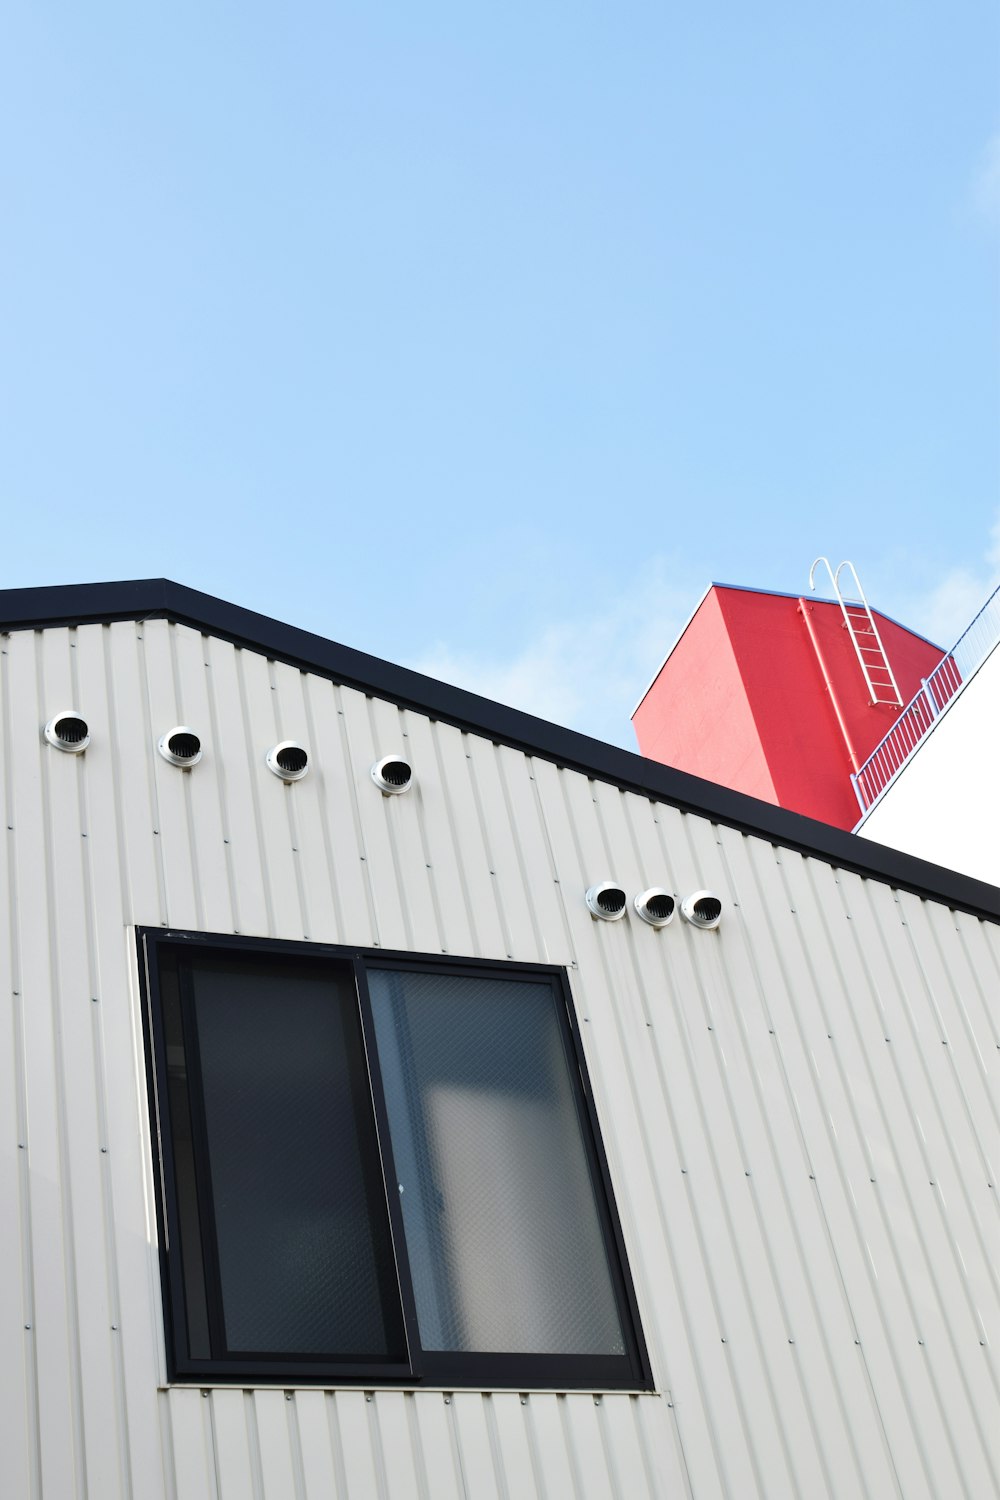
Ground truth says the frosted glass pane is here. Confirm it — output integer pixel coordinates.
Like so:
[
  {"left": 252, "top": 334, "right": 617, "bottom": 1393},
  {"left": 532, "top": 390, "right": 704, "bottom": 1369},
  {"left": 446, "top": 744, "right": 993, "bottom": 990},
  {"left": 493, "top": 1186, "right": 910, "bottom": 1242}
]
[
  {"left": 188, "top": 959, "right": 404, "bottom": 1359},
  {"left": 369, "top": 969, "right": 625, "bottom": 1356}
]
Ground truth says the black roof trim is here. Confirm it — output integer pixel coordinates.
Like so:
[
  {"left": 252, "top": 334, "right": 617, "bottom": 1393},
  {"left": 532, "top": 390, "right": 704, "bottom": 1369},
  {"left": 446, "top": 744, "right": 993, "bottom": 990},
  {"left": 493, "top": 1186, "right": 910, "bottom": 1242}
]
[{"left": 2, "top": 578, "right": 996, "bottom": 923}]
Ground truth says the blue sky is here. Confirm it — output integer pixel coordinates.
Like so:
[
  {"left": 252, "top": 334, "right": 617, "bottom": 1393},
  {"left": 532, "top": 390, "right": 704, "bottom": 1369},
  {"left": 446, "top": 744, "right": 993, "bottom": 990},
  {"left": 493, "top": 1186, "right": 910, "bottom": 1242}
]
[{"left": 2, "top": 2, "right": 997, "bottom": 744}]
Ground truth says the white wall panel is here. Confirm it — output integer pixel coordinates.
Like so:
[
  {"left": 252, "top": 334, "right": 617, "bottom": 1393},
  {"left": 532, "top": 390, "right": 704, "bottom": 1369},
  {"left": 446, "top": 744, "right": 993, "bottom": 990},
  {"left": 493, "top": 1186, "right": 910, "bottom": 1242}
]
[
  {"left": 0, "top": 618, "right": 997, "bottom": 1499},
  {"left": 859, "top": 641, "right": 1000, "bottom": 887}
]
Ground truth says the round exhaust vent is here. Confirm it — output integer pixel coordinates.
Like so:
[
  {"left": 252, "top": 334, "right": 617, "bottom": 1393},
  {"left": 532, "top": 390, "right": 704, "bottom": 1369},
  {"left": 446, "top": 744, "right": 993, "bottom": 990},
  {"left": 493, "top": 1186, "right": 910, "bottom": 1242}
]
[
  {"left": 681, "top": 891, "right": 723, "bottom": 930},
  {"left": 371, "top": 754, "right": 413, "bottom": 795},
  {"left": 158, "top": 727, "right": 203, "bottom": 768},
  {"left": 266, "top": 741, "right": 309, "bottom": 782},
  {"left": 634, "top": 888, "right": 675, "bottom": 928},
  {"left": 585, "top": 882, "right": 628, "bottom": 921},
  {"left": 44, "top": 711, "right": 90, "bottom": 753}
]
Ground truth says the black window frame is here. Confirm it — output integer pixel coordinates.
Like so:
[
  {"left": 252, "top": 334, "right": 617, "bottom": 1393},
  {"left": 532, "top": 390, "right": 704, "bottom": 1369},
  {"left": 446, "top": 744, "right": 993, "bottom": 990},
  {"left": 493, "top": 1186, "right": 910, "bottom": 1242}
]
[{"left": 139, "top": 928, "right": 652, "bottom": 1391}]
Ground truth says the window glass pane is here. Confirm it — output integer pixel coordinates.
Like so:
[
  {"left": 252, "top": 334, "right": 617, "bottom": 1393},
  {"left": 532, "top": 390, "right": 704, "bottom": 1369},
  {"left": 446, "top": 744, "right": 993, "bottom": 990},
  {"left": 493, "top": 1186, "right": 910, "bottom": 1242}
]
[
  {"left": 184, "top": 958, "right": 405, "bottom": 1360},
  {"left": 160, "top": 961, "right": 211, "bottom": 1359},
  {"left": 368, "top": 969, "right": 626, "bottom": 1356}
]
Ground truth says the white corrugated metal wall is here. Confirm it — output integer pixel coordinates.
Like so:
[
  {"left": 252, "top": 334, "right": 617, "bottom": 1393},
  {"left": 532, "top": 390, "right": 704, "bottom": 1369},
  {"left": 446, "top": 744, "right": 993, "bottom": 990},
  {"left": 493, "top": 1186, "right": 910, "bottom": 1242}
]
[{"left": 0, "top": 617, "right": 997, "bottom": 1500}]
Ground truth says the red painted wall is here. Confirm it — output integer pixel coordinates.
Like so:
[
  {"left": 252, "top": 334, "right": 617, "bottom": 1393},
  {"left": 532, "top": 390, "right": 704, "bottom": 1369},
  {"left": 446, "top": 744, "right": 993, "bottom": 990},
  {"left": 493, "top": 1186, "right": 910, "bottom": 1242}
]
[{"left": 632, "top": 586, "right": 945, "bottom": 829}]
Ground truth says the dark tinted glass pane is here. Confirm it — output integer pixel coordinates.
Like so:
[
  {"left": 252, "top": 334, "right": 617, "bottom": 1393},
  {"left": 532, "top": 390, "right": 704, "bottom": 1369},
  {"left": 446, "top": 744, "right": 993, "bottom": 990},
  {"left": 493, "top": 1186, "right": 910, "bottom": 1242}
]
[
  {"left": 160, "top": 961, "right": 211, "bottom": 1359},
  {"left": 368, "top": 969, "right": 626, "bottom": 1356},
  {"left": 183, "top": 958, "right": 405, "bottom": 1360}
]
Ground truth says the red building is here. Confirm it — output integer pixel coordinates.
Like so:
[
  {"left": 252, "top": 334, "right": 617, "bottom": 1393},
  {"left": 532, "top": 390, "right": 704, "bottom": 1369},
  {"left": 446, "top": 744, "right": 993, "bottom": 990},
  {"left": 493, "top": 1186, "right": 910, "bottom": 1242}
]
[{"left": 632, "top": 582, "right": 945, "bottom": 830}]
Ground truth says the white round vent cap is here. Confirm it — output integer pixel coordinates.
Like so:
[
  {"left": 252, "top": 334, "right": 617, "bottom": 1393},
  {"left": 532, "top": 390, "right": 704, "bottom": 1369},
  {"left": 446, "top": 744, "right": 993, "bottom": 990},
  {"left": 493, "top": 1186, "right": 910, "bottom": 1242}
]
[
  {"left": 44, "top": 711, "right": 90, "bottom": 753},
  {"left": 371, "top": 754, "right": 413, "bottom": 794},
  {"left": 266, "top": 741, "right": 309, "bottom": 781},
  {"left": 158, "top": 727, "right": 203, "bottom": 767},
  {"left": 681, "top": 890, "right": 723, "bottom": 930},
  {"left": 585, "top": 882, "right": 628, "bottom": 921},
  {"left": 634, "top": 888, "right": 675, "bottom": 927}
]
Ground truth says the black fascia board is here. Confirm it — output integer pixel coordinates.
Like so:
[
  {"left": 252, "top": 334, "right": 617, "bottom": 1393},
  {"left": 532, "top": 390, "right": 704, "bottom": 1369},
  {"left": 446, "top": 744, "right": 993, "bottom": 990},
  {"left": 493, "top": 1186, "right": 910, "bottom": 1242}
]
[{"left": 2, "top": 577, "right": 997, "bottom": 923}]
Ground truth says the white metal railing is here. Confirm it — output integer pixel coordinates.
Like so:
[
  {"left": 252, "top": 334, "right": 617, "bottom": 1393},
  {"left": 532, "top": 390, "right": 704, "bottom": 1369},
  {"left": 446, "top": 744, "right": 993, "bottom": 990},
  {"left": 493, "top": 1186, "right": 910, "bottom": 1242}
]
[{"left": 852, "top": 581, "right": 1000, "bottom": 815}]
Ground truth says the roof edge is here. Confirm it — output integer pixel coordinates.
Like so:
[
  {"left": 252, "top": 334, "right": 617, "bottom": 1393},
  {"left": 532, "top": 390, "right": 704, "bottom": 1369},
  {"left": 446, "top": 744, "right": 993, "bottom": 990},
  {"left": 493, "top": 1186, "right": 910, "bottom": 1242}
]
[{"left": 2, "top": 578, "right": 996, "bottom": 923}]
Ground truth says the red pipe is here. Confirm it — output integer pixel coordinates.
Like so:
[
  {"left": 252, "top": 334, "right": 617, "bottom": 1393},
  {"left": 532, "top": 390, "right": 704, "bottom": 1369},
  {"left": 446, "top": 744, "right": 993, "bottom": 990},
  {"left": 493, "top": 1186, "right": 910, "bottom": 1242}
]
[{"left": 797, "top": 599, "right": 862, "bottom": 772}]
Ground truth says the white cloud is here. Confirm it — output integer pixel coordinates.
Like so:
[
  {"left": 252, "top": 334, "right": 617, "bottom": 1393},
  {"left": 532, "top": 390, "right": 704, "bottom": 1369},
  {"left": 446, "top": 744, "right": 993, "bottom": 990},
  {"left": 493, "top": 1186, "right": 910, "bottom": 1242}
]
[
  {"left": 896, "top": 508, "right": 1000, "bottom": 649},
  {"left": 407, "top": 559, "right": 698, "bottom": 748},
  {"left": 973, "top": 132, "right": 1000, "bottom": 223}
]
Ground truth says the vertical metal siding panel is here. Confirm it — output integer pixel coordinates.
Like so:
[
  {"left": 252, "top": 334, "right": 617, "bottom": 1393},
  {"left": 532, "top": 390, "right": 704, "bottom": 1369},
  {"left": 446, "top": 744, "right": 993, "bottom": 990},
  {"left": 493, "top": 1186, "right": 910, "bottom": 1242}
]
[
  {"left": 294, "top": 1391, "right": 345, "bottom": 1500},
  {"left": 463, "top": 736, "right": 542, "bottom": 960},
  {"left": 916, "top": 898, "right": 1000, "bottom": 1168},
  {"left": 847, "top": 882, "right": 1000, "bottom": 1498},
  {"left": 140, "top": 622, "right": 202, "bottom": 932},
  {"left": 577, "top": 789, "right": 767, "bottom": 1497},
  {"left": 164, "top": 1388, "right": 216, "bottom": 1499},
  {"left": 492, "top": 747, "right": 569, "bottom": 965},
  {"left": 368, "top": 698, "right": 441, "bottom": 953},
  {"left": 522, "top": 1394, "right": 582, "bottom": 1498},
  {"left": 286, "top": 723, "right": 349, "bottom": 948},
  {"left": 0, "top": 635, "right": 35, "bottom": 1500},
  {"left": 450, "top": 1391, "right": 502, "bottom": 1500},
  {"left": 77, "top": 623, "right": 169, "bottom": 1498},
  {"left": 777, "top": 851, "right": 951, "bottom": 1500},
  {"left": 832, "top": 872, "right": 989, "bottom": 1500},
  {"left": 38, "top": 627, "right": 126, "bottom": 1500},
  {"left": 599, "top": 790, "right": 829, "bottom": 1500},
  {"left": 201, "top": 636, "right": 271, "bottom": 937},
  {"left": 715, "top": 826, "right": 896, "bottom": 1500},
  {"left": 717, "top": 831, "right": 902, "bottom": 1500},
  {"left": 419, "top": 721, "right": 507, "bottom": 960},
  {"left": 371, "top": 1392, "right": 422, "bottom": 1500},
  {"left": 209, "top": 1390, "right": 257, "bottom": 1500},
  {"left": 488, "top": 1393, "right": 540, "bottom": 1500},
  {"left": 395, "top": 712, "right": 477, "bottom": 959},
  {"left": 253, "top": 1389, "right": 300, "bottom": 1496},
  {"left": 7, "top": 629, "right": 83, "bottom": 1499},
  {"left": 880, "top": 890, "right": 1000, "bottom": 1347},
  {"left": 331, "top": 1389, "right": 382, "bottom": 1499},
  {"left": 106, "top": 622, "right": 165, "bottom": 927},
  {"left": 559, "top": 1397, "right": 618, "bottom": 1500},
  {"left": 167, "top": 625, "right": 235, "bottom": 936},
  {"left": 409, "top": 1392, "right": 464, "bottom": 1500},
  {"left": 680, "top": 824, "right": 845, "bottom": 1500},
  {"left": 529, "top": 759, "right": 738, "bottom": 1500},
  {"left": 600, "top": 1394, "right": 668, "bottom": 1500},
  {"left": 600, "top": 805, "right": 795, "bottom": 1500},
  {"left": 266, "top": 659, "right": 341, "bottom": 946},
  {"left": 237, "top": 649, "right": 305, "bottom": 940},
  {"left": 337, "top": 687, "right": 411, "bottom": 951},
  {"left": 299, "top": 675, "right": 375, "bottom": 948}
]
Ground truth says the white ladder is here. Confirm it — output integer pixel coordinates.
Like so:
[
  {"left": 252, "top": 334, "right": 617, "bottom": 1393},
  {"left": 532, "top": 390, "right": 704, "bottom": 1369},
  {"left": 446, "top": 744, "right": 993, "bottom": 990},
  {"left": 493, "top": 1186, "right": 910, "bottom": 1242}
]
[{"left": 809, "top": 557, "right": 904, "bottom": 707}]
